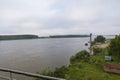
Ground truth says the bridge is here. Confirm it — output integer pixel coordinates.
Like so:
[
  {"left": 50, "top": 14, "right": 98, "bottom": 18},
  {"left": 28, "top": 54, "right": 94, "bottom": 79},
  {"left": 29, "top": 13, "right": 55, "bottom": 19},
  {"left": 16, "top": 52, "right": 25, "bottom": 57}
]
[{"left": 0, "top": 67, "right": 65, "bottom": 80}]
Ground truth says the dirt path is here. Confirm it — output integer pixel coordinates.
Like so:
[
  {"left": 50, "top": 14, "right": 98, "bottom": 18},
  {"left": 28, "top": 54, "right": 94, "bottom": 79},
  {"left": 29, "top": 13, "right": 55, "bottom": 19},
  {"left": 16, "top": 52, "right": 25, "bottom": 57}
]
[{"left": 92, "top": 43, "right": 109, "bottom": 48}]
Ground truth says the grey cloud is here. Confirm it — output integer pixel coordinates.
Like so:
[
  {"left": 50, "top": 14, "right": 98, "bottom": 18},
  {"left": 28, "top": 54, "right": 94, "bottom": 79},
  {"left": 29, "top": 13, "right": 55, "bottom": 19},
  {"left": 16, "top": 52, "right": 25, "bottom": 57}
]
[{"left": 0, "top": 0, "right": 120, "bottom": 36}]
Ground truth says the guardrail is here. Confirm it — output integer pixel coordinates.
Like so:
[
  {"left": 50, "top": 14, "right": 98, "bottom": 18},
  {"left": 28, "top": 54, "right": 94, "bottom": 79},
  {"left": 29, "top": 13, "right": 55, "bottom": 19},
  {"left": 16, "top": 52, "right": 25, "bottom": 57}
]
[{"left": 0, "top": 67, "right": 65, "bottom": 80}]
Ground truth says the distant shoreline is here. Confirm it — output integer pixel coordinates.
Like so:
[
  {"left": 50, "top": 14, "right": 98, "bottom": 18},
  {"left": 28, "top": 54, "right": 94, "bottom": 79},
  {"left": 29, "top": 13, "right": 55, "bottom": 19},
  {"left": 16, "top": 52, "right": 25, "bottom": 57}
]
[
  {"left": 0, "top": 34, "right": 90, "bottom": 41},
  {"left": 49, "top": 35, "right": 90, "bottom": 38},
  {"left": 0, "top": 35, "right": 39, "bottom": 41},
  {"left": 0, "top": 34, "right": 115, "bottom": 41}
]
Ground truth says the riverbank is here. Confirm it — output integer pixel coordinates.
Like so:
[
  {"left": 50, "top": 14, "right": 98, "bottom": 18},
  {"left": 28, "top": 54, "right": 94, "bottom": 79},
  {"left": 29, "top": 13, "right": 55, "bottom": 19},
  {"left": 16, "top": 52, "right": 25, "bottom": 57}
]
[
  {"left": 36, "top": 43, "right": 120, "bottom": 80},
  {"left": 92, "top": 38, "right": 111, "bottom": 48},
  {"left": 92, "top": 42, "right": 109, "bottom": 48}
]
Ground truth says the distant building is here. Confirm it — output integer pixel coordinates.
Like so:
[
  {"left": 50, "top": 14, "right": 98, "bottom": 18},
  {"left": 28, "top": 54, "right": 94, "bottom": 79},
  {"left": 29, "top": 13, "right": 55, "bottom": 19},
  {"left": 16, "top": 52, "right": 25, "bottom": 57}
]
[{"left": 104, "top": 64, "right": 120, "bottom": 74}]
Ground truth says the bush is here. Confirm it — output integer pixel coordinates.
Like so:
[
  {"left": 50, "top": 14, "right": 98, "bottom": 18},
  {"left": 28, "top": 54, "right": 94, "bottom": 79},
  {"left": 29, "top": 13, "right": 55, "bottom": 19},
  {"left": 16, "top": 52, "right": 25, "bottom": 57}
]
[
  {"left": 54, "top": 66, "right": 68, "bottom": 78},
  {"left": 36, "top": 66, "right": 68, "bottom": 79},
  {"left": 70, "top": 50, "right": 90, "bottom": 63},
  {"left": 38, "top": 69, "right": 54, "bottom": 77},
  {"left": 70, "top": 63, "right": 82, "bottom": 68},
  {"left": 93, "top": 48, "right": 103, "bottom": 54}
]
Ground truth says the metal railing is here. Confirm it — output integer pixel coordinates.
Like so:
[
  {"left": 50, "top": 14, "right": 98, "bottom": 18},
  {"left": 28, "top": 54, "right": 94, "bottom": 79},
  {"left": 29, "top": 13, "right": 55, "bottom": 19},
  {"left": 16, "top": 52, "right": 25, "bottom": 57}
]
[{"left": 0, "top": 67, "right": 65, "bottom": 80}]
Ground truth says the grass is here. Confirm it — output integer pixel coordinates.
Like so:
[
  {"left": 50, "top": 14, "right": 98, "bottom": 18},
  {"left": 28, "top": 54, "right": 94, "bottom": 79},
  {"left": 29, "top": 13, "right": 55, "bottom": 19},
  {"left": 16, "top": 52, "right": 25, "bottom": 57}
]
[
  {"left": 34, "top": 47, "right": 120, "bottom": 80},
  {"left": 65, "top": 48, "right": 120, "bottom": 80}
]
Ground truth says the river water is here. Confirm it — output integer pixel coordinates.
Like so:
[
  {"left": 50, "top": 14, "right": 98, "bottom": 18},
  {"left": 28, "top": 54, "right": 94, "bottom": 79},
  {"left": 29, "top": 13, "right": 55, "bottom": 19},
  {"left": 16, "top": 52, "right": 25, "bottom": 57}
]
[
  {"left": 0, "top": 36, "right": 114, "bottom": 79},
  {"left": 0, "top": 38, "right": 89, "bottom": 72}
]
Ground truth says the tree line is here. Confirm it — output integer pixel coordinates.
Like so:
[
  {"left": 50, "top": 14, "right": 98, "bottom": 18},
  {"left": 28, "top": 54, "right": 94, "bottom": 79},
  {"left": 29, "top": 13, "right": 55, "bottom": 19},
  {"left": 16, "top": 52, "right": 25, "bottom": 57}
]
[{"left": 0, "top": 35, "right": 39, "bottom": 40}]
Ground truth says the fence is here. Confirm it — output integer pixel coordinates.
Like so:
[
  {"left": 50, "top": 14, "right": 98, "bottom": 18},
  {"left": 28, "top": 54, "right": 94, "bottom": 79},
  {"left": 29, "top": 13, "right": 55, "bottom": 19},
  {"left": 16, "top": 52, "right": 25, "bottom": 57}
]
[{"left": 0, "top": 67, "right": 65, "bottom": 80}]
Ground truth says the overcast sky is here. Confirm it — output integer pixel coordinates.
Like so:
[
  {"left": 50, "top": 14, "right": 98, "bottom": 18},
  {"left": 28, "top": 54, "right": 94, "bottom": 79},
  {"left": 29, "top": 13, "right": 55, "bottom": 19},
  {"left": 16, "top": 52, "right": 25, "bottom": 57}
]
[{"left": 0, "top": 0, "right": 120, "bottom": 36}]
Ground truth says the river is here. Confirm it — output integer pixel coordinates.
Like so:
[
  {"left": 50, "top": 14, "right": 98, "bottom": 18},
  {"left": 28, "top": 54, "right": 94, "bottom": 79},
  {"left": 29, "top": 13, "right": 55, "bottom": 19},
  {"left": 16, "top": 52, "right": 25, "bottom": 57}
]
[
  {"left": 0, "top": 38, "right": 89, "bottom": 72},
  {"left": 0, "top": 36, "right": 114, "bottom": 79}
]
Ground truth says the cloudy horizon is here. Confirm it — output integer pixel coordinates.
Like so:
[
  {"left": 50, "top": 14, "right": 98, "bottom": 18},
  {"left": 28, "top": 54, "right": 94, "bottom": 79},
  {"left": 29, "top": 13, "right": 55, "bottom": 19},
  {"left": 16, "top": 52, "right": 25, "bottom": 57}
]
[{"left": 0, "top": 0, "right": 120, "bottom": 36}]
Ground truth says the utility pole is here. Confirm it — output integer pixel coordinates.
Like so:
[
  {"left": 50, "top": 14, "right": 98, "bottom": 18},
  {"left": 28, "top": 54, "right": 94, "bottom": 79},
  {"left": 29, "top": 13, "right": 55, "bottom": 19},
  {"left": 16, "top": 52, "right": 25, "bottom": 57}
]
[{"left": 90, "top": 33, "right": 93, "bottom": 55}]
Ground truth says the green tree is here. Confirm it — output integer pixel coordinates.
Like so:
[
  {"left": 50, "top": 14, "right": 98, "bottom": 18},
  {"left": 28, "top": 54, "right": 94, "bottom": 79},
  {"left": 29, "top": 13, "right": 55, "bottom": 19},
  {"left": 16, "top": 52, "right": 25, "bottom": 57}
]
[
  {"left": 94, "top": 35, "right": 106, "bottom": 43},
  {"left": 108, "top": 35, "right": 120, "bottom": 61}
]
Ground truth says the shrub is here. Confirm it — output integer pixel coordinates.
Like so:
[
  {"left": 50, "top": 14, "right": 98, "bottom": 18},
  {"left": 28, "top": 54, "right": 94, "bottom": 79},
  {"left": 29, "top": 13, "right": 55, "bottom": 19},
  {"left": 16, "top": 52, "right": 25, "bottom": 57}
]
[
  {"left": 70, "top": 50, "right": 90, "bottom": 64},
  {"left": 54, "top": 66, "right": 68, "bottom": 78},
  {"left": 93, "top": 48, "right": 103, "bottom": 54},
  {"left": 36, "top": 66, "right": 68, "bottom": 79}
]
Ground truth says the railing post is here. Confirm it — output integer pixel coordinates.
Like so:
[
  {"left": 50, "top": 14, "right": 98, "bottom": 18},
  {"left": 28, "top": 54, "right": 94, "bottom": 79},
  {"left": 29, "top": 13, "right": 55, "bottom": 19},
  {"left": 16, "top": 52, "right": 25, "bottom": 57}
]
[{"left": 10, "top": 72, "right": 13, "bottom": 80}]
